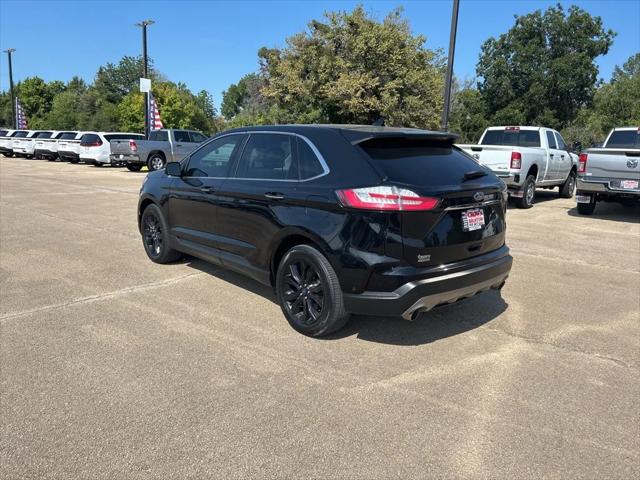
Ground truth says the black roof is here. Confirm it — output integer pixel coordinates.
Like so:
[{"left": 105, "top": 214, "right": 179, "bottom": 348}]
[{"left": 225, "top": 124, "right": 458, "bottom": 144}]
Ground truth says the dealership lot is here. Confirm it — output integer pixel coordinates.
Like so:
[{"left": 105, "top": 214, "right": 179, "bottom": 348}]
[{"left": 0, "top": 158, "right": 638, "bottom": 478}]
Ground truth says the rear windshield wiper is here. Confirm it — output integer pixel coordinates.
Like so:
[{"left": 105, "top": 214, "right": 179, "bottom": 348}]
[{"left": 463, "top": 170, "right": 488, "bottom": 181}]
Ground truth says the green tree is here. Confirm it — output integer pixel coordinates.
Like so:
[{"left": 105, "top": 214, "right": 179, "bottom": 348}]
[
  {"left": 477, "top": 4, "right": 615, "bottom": 129},
  {"left": 14, "top": 77, "right": 65, "bottom": 128},
  {"left": 93, "top": 55, "right": 155, "bottom": 104},
  {"left": 253, "top": 6, "right": 444, "bottom": 128}
]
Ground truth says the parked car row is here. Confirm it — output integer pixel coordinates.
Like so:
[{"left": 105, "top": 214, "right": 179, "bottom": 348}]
[
  {"left": 0, "top": 128, "right": 207, "bottom": 171},
  {"left": 458, "top": 126, "right": 639, "bottom": 214}
]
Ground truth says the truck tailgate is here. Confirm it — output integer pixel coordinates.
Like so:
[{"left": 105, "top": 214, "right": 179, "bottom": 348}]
[
  {"left": 585, "top": 149, "right": 640, "bottom": 179},
  {"left": 458, "top": 144, "right": 517, "bottom": 170},
  {"left": 110, "top": 139, "right": 136, "bottom": 155}
]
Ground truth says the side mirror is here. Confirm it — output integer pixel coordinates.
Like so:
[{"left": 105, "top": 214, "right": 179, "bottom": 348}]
[{"left": 165, "top": 162, "right": 182, "bottom": 177}]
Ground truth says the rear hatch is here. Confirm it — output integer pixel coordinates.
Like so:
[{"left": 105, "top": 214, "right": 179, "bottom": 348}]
[
  {"left": 11, "top": 131, "right": 30, "bottom": 148},
  {"left": 34, "top": 132, "right": 54, "bottom": 151},
  {"left": 359, "top": 137, "right": 507, "bottom": 267},
  {"left": 58, "top": 133, "right": 82, "bottom": 153}
]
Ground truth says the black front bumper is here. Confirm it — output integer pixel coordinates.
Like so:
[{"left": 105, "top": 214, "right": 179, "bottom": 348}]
[{"left": 343, "top": 247, "right": 512, "bottom": 319}]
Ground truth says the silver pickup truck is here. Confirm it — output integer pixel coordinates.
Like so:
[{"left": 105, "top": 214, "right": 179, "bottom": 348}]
[
  {"left": 576, "top": 127, "right": 640, "bottom": 215},
  {"left": 109, "top": 129, "right": 208, "bottom": 172},
  {"left": 459, "top": 126, "right": 578, "bottom": 208}
]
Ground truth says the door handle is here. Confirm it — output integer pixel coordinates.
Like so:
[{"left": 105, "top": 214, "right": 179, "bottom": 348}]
[
  {"left": 264, "top": 192, "right": 284, "bottom": 200},
  {"left": 200, "top": 186, "right": 215, "bottom": 194}
]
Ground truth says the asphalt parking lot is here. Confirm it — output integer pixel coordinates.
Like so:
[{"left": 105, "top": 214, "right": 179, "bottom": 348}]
[{"left": 1, "top": 157, "right": 638, "bottom": 479}]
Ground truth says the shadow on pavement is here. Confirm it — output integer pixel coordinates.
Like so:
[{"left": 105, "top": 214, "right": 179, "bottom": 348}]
[
  {"left": 567, "top": 202, "right": 640, "bottom": 224},
  {"left": 186, "top": 257, "right": 508, "bottom": 346}
]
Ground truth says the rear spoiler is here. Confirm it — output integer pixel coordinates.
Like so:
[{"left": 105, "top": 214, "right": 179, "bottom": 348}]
[{"left": 342, "top": 130, "right": 459, "bottom": 145}]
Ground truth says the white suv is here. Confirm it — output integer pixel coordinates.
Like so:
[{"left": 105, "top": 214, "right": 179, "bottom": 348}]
[
  {"left": 79, "top": 132, "right": 145, "bottom": 166},
  {"left": 12, "top": 130, "right": 42, "bottom": 158}
]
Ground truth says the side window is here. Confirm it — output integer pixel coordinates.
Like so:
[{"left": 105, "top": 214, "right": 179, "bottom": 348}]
[
  {"left": 184, "top": 135, "right": 244, "bottom": 178},
  {"left": 546, "top": 131, "right": 557, "bottom": 149},
  {"left": 297, "top": 137, "right": 325, "bottom": 179},
  {"left": 174, "top": 130, "right": 191, "bottom": 143},
  {"left": 234, "top": 134, "right": 296, "bottom": 180},
  {"left": 189, "top": 132, "right": 207, "bottom": 143},
  {"left": 554, "top": 132, "right": 567, "bottom": 151}
]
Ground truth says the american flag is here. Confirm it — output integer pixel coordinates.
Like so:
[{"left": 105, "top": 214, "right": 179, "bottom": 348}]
[
  {"left": 148, "top": 92, "right": 164, "bottom": 131},
  {"left": 15, "top": 98, "right": 28, "bottom": 129}
]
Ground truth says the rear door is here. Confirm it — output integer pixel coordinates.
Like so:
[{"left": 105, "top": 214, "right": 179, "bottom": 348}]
[
  {"left": 359, "top": 138, "right": 506, "bottom": 267},
  {"left": 553, "top": 131, "right": 572, "bottom": 180},
  {"left": 544, "top": 130, "right": 562, "bottom": 181},
  {"left": 167, "top": 134, "right": 246, "bottom": 254},
  {"left": 215, "top": 133, "right": 300, "bottom": 276},
  {"left": 171, "top": 130, "right": 195, "bottom": 161}
]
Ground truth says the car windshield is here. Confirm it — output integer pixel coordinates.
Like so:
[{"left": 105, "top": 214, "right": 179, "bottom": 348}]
[
  {"left": 605, "top": 130, "right": 640, "bottom": 149},
  {"left": 480, "top": 129, "right": 541, "bottom": 147}
]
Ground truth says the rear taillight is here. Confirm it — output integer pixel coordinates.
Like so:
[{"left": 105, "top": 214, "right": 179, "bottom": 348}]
[
  {"left": 578, "top": 153, "right": 588, "bottom": 173},
  {"left": 510, "top": 151, "right": 522, "bottom": 169},
  {"left": 336, "top": 186, "right": 439, "bottom": 211},
  {"left": 129, "top": 139, "right": 137, "bottom": 152},
  {"left": 86, "top": 140, "right": 102, "bottom": 147}
]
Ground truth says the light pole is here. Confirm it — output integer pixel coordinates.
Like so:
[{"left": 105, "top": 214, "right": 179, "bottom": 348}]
[
  {"left": 3, "top": 48, "right": 16, "bottom": 129},
  {"left": 135, "top": 19, "right": 154, "bottom": 139},
  {"left": 441, "top": 0, "right": 460, "bottom": 131}
]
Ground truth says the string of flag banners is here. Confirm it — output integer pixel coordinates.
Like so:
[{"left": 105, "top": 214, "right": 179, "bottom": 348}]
[
  {"left": 15, "top": 98, "right": 28, "bottom": 129},
  {"left": 148, "top": 92, "right": 164, "bottom": 131}
]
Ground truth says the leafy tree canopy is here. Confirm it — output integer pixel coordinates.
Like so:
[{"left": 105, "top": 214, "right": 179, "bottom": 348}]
[{"left": 477, "top": 4, "right": 615, "bottom": 129}]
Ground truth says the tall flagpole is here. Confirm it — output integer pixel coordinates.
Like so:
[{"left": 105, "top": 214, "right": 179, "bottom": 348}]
[
  {"left": 4, "top": 48, "right": 16, "bottom": 129},
  {"left": 441, "top": 0, "right": 460, "bottom": 131},
  {"left": 136, "top": 19, "right": 154, "bottom": 139}
]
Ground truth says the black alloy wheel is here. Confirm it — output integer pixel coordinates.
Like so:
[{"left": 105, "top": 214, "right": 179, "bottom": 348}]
[
  {"left": 276, "top": 245, "right": 350, "bottom": 337},
  {"left": 282, "top": 258, "right": 325, "bottom": 327},
  {"left": 140, "top": 204, "right": 181, "bottom": 263}
]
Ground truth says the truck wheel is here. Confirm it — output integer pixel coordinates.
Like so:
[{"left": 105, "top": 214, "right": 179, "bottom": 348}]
[
  {"left": 577, "top": 197, "right": 596, "bottom": 215},
  {"left": 148, "top": 154, "right": 166, "bottom": 171},
  {"left": 276, "top": 244, "right": 350, "bottom": 337},
  {"left": 69, "top": 158, "right": 79, "bottom": 164},
  {"left": 4, "top": 152, "right": 14, "bottom": 158},
  {"left": 515, "top": 175, "right": 536, "bottom": 209},
  {"left": 126, "top": 164, "right": 143, "bottom": 172},
  {"left": 559, "top": 171, "right": 576, "bottom": 198}
]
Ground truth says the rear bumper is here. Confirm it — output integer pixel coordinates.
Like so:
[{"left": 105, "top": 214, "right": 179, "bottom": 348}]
[
  {"left": 58, "top": 151, "right": 79, "bottom": 161},
  {"left": 577, "top": 177, "right": 640, "bottom": 197},
  {"left": 342, "top": 248, "right": 512, "bottom": 320},
  {"left": 110, "top": 154, "right": 142, "bottom": 164},
  {"left": 0, "top": 146, "right": 13, "bottom": 154}
]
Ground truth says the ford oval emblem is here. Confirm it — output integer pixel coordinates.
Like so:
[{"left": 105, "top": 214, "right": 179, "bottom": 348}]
[{"left": 473, "top": 191, "right": 485, "bottom": 202}]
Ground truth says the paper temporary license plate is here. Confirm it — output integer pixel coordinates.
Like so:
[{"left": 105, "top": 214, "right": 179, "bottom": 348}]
[
  {"left": 462, "top": 208, "right": 485, "bottom": 232},
  {"left": 620, "top": 180, "right": 639, "bottom": 190}
]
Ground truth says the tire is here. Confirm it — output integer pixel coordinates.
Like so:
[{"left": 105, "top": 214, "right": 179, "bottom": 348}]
[
  {"left": 147, "top": 153, "right": 166, "bottom": 171},
  {"left": 515, "top": 175, "right": 536, "bottom": 209},
  {"left": 275, "top": 244, "right": 350, "bottom": 337},
  {"left": 4, "top": 152, "right": 14, "bottom": 158},
  {"left": 126, "top": 163, "right": 143, "bottom": 172},
  {"left": 140, "top": 204, "right": 181, "bottom": 264},
  {"left": 68, "top": 158, "right": 79, "bottom": 164},
  {"left": 577, "top": 197, "right": 596, "bottom": 215},
  {"left": 94, "top": 162, "right": 102, "bottom": 167},
  {"left": 559, "top": 170, "right": 576, "bottom": 198}
]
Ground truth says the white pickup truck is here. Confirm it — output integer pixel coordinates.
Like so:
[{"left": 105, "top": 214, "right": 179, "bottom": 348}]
[
  {"left": 458, "top": 126, "right": 578, "bottom": 208},
  {"left": 575, "top": 127, "right": 640, "bottom": 215}
]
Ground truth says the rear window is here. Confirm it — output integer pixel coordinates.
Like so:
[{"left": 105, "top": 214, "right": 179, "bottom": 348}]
[
  {"left": 605, "top": 130, "right": 640, "bottom": 149},
  {"left": 0, "top": 130, "right": 7, "bottom": 136},
  {"left": 37, "top": 132, "right": 53, "bottom": 138},
  {"left": 104, "top": 134, "right": 145, "bottom": 141},
  {"left": 149, "top": 130, "right": 168, "bottom": 141},
  {"left": 481, "top": 129, "right": 541, "bottom": 147},
  {"left": 13, "top": 131, "right": 28, "bottom": 138},
  {"left": 54, "top": 131, "right": 75, "bottom": 139},
  {"left": 59, "top": 132, "right": 78, "bottom": 140},
  {"left": 360, "top": 138, "right": 486, "bottom": 185},
  {"left": 80, "top": 134, "right": 102, "bottom": 146}
]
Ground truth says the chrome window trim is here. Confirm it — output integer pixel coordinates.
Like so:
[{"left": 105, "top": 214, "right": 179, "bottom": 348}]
[{"left": 181, "top": 130, "right": 330, "bottom": 182}]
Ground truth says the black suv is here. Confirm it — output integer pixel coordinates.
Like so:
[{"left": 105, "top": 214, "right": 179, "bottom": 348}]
[{"left": 138, "top": 125, "right": 512, "bottom": 336}]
